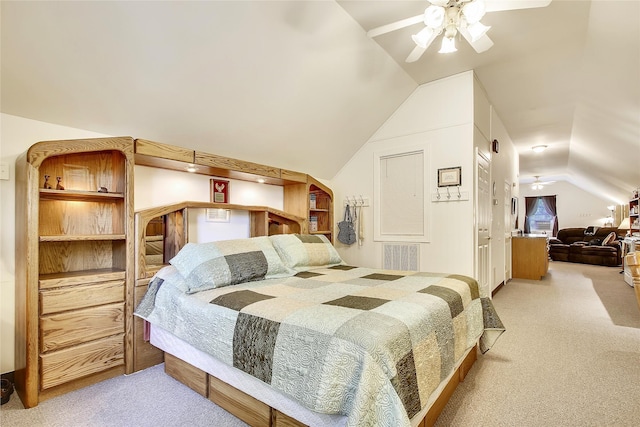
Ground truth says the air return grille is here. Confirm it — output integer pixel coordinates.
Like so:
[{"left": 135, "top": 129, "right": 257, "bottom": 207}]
[{"left": 383, "top": 243, "right": 419, "bottom": 271}]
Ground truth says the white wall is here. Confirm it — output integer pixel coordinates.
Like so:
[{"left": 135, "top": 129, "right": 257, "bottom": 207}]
[
  {"left": 0, "top": 114, "right": 284, "bottom": 374},
  {"left": 331, "top": 72, "right": 477, "bottom": 277},
  {"left": 331, "top": 72, "right": 519, "bottom": 292},
  {"left": 518, "top": 180, "right": 618, "bottom": 232}
]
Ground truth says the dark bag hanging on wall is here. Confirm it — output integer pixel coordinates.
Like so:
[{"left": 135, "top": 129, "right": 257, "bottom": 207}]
[{"left": 337, "top": 204, "right": 357, "bottom": 245}]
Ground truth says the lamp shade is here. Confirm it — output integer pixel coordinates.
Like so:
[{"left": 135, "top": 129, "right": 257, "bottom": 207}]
[
  {"left": 412, "top": 26, "right": 435, "bottom": 48},
  {"left": 439, "top": 36, "right": 457, "bottom": 53},
  {"left": 424, "top": 5, "right": 445, "bottom": 28},
  {"left": 619, "top": 217, "right": 631, "bottom": 230}
]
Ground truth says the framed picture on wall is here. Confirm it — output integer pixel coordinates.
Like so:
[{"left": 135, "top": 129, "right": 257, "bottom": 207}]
[
  {"left": 210, "top": 179, "right": 229, "bottom": 203},
  {"left": 205, "top": 208, "right": 230, "bottom": 222},
  {"left": 437, "top": 166, "right": 461, "bottom": 187}
]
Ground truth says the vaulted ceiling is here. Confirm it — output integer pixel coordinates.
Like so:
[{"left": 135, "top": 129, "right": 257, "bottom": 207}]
[{"left": 2, "top": 1, "right": 639, "bottom": 203}]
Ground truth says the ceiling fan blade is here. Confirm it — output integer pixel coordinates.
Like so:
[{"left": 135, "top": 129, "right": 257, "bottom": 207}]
[
  {"left": 406, "top": 45, "right": 427, "bottom": 63},
  {"left": 484, "top": 0, "right": 552, "bottom": 13},
  {"left": 367, "top": 14, "right": 424, "bottom": 38},
  {"left": 459, "top": 28, "right": 494, "bottom": 53}
]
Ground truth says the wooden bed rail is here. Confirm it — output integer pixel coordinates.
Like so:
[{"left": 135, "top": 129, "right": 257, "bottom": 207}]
[{"left": 163, "top": 345, "right": 478, "bottom": 427}]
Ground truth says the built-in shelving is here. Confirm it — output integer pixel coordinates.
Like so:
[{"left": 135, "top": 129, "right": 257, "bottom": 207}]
[{"left": 15, "top": 137, "right": 134, "bottom": 408}]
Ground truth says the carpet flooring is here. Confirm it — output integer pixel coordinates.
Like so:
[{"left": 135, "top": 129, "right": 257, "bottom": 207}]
[
  {"left": 435, "top": 261, "right": 640, "bottom": 426},
  {"left": 2, "top": 261, "right": 639, "bottom": 426}
]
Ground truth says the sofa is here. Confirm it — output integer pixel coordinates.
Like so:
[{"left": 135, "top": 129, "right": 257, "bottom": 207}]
[{"left": 548, "top": 227, "right": 623, "bottom": 266}]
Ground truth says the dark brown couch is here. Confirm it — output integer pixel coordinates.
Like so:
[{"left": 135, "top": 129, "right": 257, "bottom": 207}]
[{"left": 548, "top": 227, "right": 623, "bottom": 266}]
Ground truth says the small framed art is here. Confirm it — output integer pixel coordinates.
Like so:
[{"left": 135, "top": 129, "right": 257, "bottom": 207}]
[
  {"left": 205, "top": 208, "right": 230, "bottom": 223},
  {"left": 210, "top": 179, "right": 229, "bottom": 203},
  {"left": 437, "top": 167, "right": 461, "bottom": 187}
]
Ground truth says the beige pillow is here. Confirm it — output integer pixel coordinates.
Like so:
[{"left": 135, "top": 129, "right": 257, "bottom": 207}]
[{"left": 602, "top": 232, "right": 617, "bottom": 245}]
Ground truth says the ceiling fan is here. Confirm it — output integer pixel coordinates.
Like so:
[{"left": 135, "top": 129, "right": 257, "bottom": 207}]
[
  {"left": 531, "top": 176, "right": 556, "bottom": 190},
  {"left": 367, "top": 0, "right": 552, "bottom": 62}
]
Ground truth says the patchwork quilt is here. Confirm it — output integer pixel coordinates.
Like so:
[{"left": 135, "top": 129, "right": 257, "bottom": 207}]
[{"left": 136, "top": 264, "right": 504, "bottom": 427}]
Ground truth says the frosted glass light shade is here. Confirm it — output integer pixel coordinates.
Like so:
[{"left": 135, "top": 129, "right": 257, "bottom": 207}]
[
  {"left": 424, "top": 5, "right": 445, "bottom": 28},
  {"left": 462, "top": 0, "right": 486, "bottom": 24},
  {"left": 467, "top": 21, "right": 491, "bottom": 41},
  {"left": 439, "top": 36, "right": 457, "bottom": 53},
  {"left": 412, "top": 26, "right": 435, "bottom": 48},
  {"left": 532, "top": 145, "right": 547, "bottom": 153}
]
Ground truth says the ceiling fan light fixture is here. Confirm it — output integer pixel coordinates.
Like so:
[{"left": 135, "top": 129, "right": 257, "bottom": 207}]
[
  {"left": 424, "top": 5, "right": 445, "bottom": 28},
  {"left": 532, "top": 145, "right": 548, "bottom": 153},
  {"left": 412, "top": 26, "right": 435, "bottom": 48},
  {"left": 467, "top": 21, "right": 491, "bottom": 42},
  {"left": 439, "top": 35, "right": 457, "bottom": 53},
  {"left": 462, "top": 0, "right": 487, "bottom": 24}
]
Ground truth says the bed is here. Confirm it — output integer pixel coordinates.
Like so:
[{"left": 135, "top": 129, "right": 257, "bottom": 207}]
[{"left": 134, "top": 231, "right": 504, "bottom": 427}]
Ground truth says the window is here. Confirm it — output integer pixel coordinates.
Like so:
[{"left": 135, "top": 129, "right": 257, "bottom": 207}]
[{"left": 524, "top": 196, "right": 558, "bottom": 236}]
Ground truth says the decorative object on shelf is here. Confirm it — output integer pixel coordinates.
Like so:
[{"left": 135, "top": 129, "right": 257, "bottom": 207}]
[
  {"left": 98, "top": 186, "right": 108, "bottom": 193},
  {"left": 438, "top": 166, "right": 461, "bottom": 187},
  {"left": 55, "top": 176, "right": 64, "bottom": 190},
  {"left": 309, "top": 193, "right": 316, "bottom": 210},
  {"left": 366, "top": 0, "right": 552, "bottom": 62},
  {"left": 337, "top": 204, "right": 356, "bottom": 245},
  {"left": 210, "top": 179, "right": 229, "bottom": 203},
  {"left": 309, "top": 216, "right": 318, "bottom": 232},
  {"left": 43, "top": 174, "right": 52, "bottom": 189}
]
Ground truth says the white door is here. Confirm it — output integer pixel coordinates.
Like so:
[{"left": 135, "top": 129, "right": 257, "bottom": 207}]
[{"left": 476, "top": 150, "right": 491, "bottom": 297}]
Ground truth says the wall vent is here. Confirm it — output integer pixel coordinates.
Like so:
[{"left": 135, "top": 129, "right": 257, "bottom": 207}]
[{"left": 383, "top": 243, "right": 419, "bottom": 271}]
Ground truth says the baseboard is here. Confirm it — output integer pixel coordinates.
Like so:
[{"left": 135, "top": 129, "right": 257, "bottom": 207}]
[{"left": 492, "top": 281, "right": 505, "bottom": 297}]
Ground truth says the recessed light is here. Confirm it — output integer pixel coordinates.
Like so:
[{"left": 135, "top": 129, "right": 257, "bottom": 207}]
[
  {"left": 531, "top": 145, "right": 547, "bottom": 153},
  {"left": 185, "top": 164, "right": 197, "bottom": 173},
  {"left": 257, "top": 178, "right": 266, "bottom": 184}
]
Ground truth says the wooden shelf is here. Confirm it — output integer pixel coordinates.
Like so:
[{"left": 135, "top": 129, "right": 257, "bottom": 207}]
[
  {"left": 15, "top": 137, "right": 135, "bottom": 408},
  {"left": 40, "top": 234, "right": 126, "bottom": 242},
  {"left": 39, "top": 269, "right": 126, "bottom": 289},
  {"left": 40, "top": 189, "right": 125, "bottom": 201}
]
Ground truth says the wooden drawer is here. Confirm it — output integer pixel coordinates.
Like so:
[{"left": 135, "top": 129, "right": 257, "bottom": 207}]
[
  {"left": 40, "top": 334, "right": 124, "bottom": 390},
  {"left": 40, "top": 280, "right": 124, "bottom": 315},
  {"left": 40, "top": 303, "right": 125, "bottom": 353},
  {"left": 209, "top": 374, "right": 271, "bottom": 427}
]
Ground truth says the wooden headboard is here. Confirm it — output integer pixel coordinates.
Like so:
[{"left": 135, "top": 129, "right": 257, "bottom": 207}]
[{"left": 133, "top": 201, "right": 305, "bottom": 281}]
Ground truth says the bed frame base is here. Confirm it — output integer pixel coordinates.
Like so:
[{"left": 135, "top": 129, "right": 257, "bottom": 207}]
[{"left": 163, "top": 345, "right": 477, "bottom": 427}]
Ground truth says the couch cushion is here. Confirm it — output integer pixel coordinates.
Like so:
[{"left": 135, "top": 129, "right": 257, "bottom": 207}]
[{"left": 556, "top": 228, "right": 588, "bottom": 245}]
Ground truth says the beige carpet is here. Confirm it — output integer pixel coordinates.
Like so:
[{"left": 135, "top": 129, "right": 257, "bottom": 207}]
[
  {"left": 2, "top": 261, "right": 639, "bottom": 426},
  {"left": 435, "top": 261, "right": 640, "bottom": 426}
]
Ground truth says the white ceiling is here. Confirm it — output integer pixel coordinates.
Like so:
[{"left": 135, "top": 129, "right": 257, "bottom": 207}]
[{"left": 2, "top": 1, "right": 639, "bottom": 203}]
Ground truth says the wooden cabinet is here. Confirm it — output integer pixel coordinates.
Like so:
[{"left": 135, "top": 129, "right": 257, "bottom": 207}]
[
  {"left": 15, "top": 137, "right": 134, "bottom": 408},
  {"left": 512, "top": 236, "right": 548, "bottom": 280},
  {"left": 630, "top": 191, "right": 639, "bottom": 236},
  {"left": 15, "top": 136, "right": 332, "bottom": 405},
  {"left": 284, "top": 177, "right": 334, "bottom": 242}
]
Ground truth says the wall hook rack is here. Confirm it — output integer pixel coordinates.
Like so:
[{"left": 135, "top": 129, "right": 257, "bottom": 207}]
[
  {"left": 344, "top": 195, "right": 370, "bottom": 207},
  {"left": 431, "top": 186, "right": 469, "bottom": 202}
]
